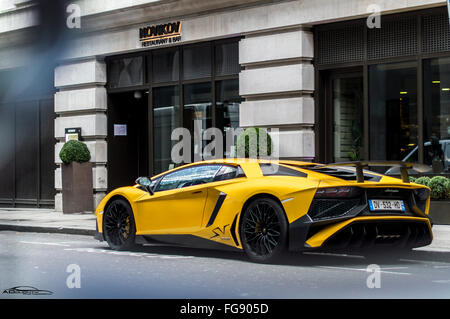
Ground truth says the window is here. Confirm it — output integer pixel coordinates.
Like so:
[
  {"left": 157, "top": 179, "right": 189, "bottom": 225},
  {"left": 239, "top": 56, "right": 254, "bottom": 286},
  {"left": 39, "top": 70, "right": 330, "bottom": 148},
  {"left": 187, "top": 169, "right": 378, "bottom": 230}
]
[
  {"left": 332, "top": 75, "right": 363, "bottom": 162},
  {"left": 150, "top": 177, "right": 161, "bottom": 189},
  {"left": 183, "top": 82, "right": 212, "bottom": 161},
  {"left": 316, "top": 7, "right": 450, "bottom": 176},
  {"left": 423, "top": 57, "right": 450, "bottom": 172},
  {"left": 153, "top": 86, "right": 180, "bottom": 174},
  {"left": 155, "top": 164, "right": 221, "bottom": 192},
  {"left": 216, "top": 79, "right": 241, "bottom": 157},
  {"left": 369, "top": 62, "right": 418, "bottom": 161},
  {"left": 214, "top": 165, "right": 245, "bottom": 181},
  {"left": 260, "top": 164, "right": 307, "bottom": 177},
  {"left": 151, "top": 48, "right": 179, "bottom": 83},
  {"left": 183, "top": 44, "right": 211, "bottom": 80},
  {"left": 109, "top": 56, "right": 144, "bottom": 88},
  {"left": 215, "top": 42, "right": 240, "bottom": 76}
]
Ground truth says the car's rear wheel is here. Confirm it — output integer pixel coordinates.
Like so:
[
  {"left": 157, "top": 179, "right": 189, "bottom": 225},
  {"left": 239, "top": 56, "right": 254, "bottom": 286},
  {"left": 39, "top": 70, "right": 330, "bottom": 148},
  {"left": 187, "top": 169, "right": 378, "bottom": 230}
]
[
  {"left": 103, "top": 199, "right": 136, "bottom": 251},
  {"left": 240, "top": 197, "right": 288, "bottom": 263}
]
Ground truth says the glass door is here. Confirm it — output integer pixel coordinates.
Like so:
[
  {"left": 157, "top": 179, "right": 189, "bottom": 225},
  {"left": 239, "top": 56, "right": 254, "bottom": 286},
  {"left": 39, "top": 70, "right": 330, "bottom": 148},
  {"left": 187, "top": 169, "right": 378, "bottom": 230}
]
[
  {"left": 321, "top": 69, "right": 364, "bottom": 163},
  {"left": 183, "top": 82, "right": 212, "bottom": 162},
  {"left": 153, "top": 86, "right": 180, "bottom": 174},
  {"left": 332, "top": 74, "right": 364, "bottom": 162},
  {"left": 107, "top": 91, "right": 149, "bottom": 191},
  {"left": 369, "top": 62, "right": 418, "bottom": 161}
]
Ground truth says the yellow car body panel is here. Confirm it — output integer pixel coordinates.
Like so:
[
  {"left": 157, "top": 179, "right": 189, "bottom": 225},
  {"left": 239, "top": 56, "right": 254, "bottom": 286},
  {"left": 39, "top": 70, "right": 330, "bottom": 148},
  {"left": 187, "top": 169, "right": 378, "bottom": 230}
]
[{"left": 95, "top": 158, "right": 433, "bottom": 253}]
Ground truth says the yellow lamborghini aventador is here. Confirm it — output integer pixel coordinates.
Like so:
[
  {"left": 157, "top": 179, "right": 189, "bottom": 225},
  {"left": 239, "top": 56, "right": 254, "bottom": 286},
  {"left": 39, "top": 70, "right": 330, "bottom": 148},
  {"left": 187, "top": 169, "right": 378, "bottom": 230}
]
[{"left": 94, "top": 159, "right": 433, "bottom": 263}]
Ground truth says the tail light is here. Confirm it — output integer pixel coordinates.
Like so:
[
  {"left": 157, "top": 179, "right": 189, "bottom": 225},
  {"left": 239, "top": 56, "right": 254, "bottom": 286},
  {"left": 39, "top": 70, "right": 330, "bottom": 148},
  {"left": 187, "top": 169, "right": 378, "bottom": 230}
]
[
  {"left": 413, "top": 188, "right": 430, "bottom": 201},
  {"left": 314, "top": 187, "right": 362, "bottom": 199}
]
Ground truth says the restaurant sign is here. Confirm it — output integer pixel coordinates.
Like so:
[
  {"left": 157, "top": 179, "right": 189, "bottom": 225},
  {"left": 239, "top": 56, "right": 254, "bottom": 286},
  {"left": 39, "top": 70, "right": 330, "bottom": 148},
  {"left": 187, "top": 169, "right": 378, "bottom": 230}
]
[{"left": 139, "top": 21, "right": 182, "bottom": 47}]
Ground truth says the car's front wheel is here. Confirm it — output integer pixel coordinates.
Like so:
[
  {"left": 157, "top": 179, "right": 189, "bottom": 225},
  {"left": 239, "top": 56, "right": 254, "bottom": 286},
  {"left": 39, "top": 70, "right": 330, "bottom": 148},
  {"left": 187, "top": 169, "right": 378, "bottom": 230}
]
[
  {"left": 103, "top": 199, "right": 136, "bottom": 251},
  {"left": 240, "top": 197, "right": 288, "bottom": 263}
]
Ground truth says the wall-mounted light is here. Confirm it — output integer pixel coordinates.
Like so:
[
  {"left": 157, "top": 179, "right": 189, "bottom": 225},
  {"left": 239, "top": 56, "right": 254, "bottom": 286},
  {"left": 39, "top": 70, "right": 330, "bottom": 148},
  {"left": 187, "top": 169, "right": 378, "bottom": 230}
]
[
  {"left": 134, "top": 90, "right": 142, "bottom": 99},
  {"left": 441, "top": 88, "right": 450, "bottom": 91},
  {"left": 400, "top": 91, "right": 408, "bottom": 95},
  {"left": 432, "top": 80, "right": 441, "bottom": 84}
]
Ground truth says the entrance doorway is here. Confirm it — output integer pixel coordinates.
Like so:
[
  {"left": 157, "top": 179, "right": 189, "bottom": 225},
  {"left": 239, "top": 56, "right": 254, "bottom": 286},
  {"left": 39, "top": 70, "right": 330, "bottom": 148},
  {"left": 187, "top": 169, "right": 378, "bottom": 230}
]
[
  {"left": 319, "top": 68, "right": 364, "bottom": 163},
  {"left": 107, "top": 91, "right": 149, "bottom": 191},
  {"left": 0, "top": 97, "right": 56, "bottom": 207},
  {"left": 106, "top": 38, "right": 241, "bottom": 184}
]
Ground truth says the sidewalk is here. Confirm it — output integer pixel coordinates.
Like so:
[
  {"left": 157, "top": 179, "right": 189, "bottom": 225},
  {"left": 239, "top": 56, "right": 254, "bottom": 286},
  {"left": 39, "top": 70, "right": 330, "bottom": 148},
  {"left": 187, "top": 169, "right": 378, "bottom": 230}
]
[
  {"left": 0, "top": 208, "right": 96, "bottom": 236},
  {"left": 416, "top": 225, "right": 450, "bottom": 253},
  {"left": 0, "top": 208, "right": 450, "bottom": 252}
]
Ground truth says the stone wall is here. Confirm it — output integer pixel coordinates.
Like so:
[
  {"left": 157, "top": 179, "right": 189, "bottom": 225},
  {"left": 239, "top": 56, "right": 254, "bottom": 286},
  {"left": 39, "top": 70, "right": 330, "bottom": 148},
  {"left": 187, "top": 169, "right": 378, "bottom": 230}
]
[
  {"left": 238, "top": 29, "right": 315, "bottom": 160},
  {"left": 53, "top": 59, "right": 108, "bottom": 211}
]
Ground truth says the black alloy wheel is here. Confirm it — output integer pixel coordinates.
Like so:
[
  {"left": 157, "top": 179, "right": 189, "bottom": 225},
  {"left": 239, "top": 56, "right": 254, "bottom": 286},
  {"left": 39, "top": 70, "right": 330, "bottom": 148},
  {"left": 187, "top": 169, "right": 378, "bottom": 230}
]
[
  {"left": 240, "top": 197, "right": 288, "bottom": 263},
  {"left": 103, "top": 199, "right": 137, "bottom": 251}
]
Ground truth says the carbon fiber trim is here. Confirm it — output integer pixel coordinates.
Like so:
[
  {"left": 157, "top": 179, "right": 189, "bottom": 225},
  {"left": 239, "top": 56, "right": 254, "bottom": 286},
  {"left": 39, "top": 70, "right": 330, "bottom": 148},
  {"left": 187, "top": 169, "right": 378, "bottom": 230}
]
[{"left": 206, "top": 192, "right": 227, "bottom": 227}]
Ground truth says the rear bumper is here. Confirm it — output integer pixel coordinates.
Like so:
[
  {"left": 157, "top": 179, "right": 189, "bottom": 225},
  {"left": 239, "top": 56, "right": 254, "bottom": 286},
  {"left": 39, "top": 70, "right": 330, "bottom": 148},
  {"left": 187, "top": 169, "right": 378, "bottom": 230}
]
[{"left": 289, "top": 216, "right": 432, "bottom": 251}]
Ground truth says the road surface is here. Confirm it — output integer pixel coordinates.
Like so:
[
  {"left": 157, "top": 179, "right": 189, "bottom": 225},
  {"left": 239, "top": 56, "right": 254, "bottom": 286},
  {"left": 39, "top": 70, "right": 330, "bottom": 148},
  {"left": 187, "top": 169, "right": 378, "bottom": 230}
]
[{"left": 1, "top": 231, "right": 450, "bottom": 298}]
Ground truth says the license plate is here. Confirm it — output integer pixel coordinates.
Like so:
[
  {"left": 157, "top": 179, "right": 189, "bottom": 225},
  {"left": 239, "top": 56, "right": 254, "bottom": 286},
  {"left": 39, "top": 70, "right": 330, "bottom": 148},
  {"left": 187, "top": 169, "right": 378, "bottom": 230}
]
[{"left": 368, "top": 199, "right": 405, "bottom": 211}]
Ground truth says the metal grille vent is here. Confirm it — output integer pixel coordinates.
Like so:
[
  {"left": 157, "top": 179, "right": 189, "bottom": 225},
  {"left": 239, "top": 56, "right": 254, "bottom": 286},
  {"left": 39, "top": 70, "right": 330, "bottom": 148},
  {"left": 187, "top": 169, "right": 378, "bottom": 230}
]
[
  {"left": 308, "top": 198, "right": 361, "bottom": 221},
  {"left": 317, "top": 8, "right": 450, "bottom": 66},
  {"left": 422, "top": 12, "right": 450, "bottom": 53},
  {"left": 367, "top": 15, "right": 417, "bottom": 60},
  {"left": 317, "top": 22, "right": 364, "bottom": 65}
]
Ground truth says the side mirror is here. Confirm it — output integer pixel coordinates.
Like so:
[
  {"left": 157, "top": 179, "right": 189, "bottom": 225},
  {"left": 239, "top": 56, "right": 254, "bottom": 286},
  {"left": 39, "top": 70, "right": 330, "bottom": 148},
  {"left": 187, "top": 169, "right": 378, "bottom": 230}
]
[{"left": 135, "top": 177, "right": 154, "bottom": 195}]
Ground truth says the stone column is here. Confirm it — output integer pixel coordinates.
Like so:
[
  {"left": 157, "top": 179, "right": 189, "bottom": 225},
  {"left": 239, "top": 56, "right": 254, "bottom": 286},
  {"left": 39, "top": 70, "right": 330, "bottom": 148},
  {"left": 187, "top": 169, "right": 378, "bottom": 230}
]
[
  {"left": 54, "top": 59, "right": 108, "bottom": 212},
  {"left": 239, "top": 28, "right": 315, "bottom": 160}
]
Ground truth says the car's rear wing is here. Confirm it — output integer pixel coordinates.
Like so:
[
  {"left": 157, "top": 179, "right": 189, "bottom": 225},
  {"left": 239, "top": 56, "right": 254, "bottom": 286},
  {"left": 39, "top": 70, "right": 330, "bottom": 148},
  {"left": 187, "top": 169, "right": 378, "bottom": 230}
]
[{"left": 312, "top": 161, "right": 431, "bottom": 183}]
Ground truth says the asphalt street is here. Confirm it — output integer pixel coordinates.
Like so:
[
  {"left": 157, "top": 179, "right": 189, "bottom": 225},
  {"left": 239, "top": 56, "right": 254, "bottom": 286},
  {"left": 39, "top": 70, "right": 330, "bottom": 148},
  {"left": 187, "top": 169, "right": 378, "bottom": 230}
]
[{"left": 1, "top": 231, "right": 450, "bottom": 299}]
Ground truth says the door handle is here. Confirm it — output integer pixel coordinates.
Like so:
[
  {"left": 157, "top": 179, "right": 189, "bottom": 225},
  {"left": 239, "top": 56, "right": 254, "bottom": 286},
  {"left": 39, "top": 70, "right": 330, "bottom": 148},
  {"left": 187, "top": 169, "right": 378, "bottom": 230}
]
[{"left": 191, "top": 190, "right": 203, "bottom": 194}]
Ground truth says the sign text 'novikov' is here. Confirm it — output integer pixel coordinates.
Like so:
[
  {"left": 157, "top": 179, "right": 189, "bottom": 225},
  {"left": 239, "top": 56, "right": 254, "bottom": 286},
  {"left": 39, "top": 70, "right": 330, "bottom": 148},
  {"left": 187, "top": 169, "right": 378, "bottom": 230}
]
[{"left": 139, "top": 21, "right": 182, "bottom": 47}]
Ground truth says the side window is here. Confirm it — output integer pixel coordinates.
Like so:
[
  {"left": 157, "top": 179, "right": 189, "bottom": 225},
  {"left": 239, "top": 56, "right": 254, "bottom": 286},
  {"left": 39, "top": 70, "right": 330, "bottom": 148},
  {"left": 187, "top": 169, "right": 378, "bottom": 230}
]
[
  {"left": 260, "top": 163, "right": 307, "bottom": 177},
  {"left": 155, "top": 165, "right": 221, "bottom": 192},
  {"left": 150, "top": 177, "right": 162, "bottom": 189},
  {"left": 213, "top": 165, "right": 245, "bottom": 182}
]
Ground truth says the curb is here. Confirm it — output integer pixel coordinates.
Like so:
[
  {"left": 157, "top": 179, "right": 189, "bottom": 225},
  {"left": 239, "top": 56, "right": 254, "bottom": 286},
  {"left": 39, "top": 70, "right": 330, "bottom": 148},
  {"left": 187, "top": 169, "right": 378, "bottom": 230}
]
[{"left": 0, "top": 224, "right": 95, "bottom": 236}]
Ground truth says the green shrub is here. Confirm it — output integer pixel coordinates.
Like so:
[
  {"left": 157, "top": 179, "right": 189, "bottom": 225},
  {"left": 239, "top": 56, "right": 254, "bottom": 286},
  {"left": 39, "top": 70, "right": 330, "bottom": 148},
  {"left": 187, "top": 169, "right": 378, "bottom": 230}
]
[
  {"left": 59, "top": 140, "right": 91, "bottom": 164},
  {"left": 409, "top": 176, "right": 416, "bottom": 183},
  {"left": 236, "top": 127, "right": 272, "bottom": 158},
  {"left": 428, "top": 176, "right": 450, "bottom": 200},
  {"left": 414, "top": 176, "right": 431, "bottom": 187}
]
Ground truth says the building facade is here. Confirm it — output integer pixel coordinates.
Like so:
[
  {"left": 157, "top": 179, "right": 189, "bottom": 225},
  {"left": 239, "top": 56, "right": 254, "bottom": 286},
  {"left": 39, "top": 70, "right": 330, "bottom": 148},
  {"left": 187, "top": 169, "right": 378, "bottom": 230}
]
[{"left": 0, "top": 0, "right": 448, "bottom": 210}]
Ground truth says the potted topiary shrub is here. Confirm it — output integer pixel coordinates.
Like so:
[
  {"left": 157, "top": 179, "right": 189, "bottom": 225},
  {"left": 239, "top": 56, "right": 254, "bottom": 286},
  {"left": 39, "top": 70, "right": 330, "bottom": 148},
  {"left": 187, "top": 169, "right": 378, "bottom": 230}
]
[
  {"left": 59, "top": 140, "right": 93, "bottom": 214},
  {"left": 428, "top": 176, "right": 450, "bottom": 200},
  {"left": 427, "top": 176, "right": 450, "bottom": 225},
  {"left": 235, "top": 127, "right": 273, "bottom": 158},
  {"left": 414, "top": 176, "right": 431, "bottom": 187}
]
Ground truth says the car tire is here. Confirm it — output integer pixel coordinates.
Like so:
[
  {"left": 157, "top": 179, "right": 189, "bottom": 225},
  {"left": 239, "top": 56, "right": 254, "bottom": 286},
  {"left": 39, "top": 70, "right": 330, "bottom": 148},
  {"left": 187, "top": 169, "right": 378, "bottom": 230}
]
[
  {"left": 239, "top": 197, "right": 288, "bottom": 263},
  {"left": 103, "top": 198, "right": 137, "bottom": 251}
]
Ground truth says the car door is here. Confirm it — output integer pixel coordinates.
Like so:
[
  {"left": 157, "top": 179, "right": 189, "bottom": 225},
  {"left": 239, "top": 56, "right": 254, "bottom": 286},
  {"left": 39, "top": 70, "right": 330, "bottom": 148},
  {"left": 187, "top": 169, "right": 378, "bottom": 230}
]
[{"left": 136, "top": 164, "right": 222, "bottom": 234}]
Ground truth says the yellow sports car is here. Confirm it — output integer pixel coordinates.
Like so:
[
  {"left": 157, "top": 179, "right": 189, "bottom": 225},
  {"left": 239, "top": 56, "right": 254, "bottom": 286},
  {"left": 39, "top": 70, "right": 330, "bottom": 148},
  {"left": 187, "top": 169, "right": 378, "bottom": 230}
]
[{"left": 94, "top": 159, "right": 433, "bottom": 263}]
